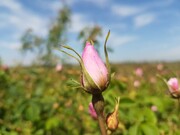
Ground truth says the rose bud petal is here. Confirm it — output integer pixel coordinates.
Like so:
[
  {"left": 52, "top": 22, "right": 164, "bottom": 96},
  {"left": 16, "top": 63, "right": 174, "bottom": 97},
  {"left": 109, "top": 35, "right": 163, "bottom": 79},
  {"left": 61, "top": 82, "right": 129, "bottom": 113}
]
[
  {"left": 82, "top": 42, "right": 109, "bottom": 93},
  {"left": 167, "top": 78, "right": 179, "bottom": 93}
]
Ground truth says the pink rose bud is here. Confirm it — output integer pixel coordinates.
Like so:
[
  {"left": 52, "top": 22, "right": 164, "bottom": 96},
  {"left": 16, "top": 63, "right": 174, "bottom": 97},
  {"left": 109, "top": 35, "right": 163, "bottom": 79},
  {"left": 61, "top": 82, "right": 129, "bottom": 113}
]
[
  {"left": 150, "top": 77, "right": 156, "bottom": 84},
  {"left": 133, "top": 80, "right": 140, "bottom": 88},
  {"left": 157, "top": 64, "right": 164, "bottom": 71},
  {"left": 151, "top": 105, "right": 158, "bottom": 112},
  {"left": 106, "top": 97, "right": 120, "bottom": 131},
  {"left": 60, "top": 31, "right": 111, "bottom": 94},
  {"left": 167, "top": 78, "right": 179, "bottom": 95},
  {"left": 55, "top": 64, "right": 63, "bottom": 72},
  {"left": 81, "top": 42, "right": 109, "bottom": 94},
  {"left": 135, "top": 67, "right": 143, "bottom": 77},
  {"left": 1, "top": 65, "right": 9, "bottom": 72},
  {"left": 88, "top": 102, "right": 97, "bottom": 119}
]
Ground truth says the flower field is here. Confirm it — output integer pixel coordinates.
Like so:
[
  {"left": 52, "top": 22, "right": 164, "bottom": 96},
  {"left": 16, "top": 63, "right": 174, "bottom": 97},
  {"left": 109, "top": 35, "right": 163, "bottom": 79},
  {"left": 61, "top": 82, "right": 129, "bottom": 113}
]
[{"left": 0, "top": 63, "right": 180, "bottom": 135}]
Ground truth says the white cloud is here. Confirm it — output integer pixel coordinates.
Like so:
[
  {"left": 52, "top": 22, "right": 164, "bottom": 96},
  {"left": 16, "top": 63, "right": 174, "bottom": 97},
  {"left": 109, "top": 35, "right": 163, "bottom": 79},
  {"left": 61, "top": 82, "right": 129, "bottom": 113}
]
[
  {"left": 112, "top": 5, "right": 144, "bottom": 17},
  {"left": 0, "top": 41, "right": 21, "bottom": 50},
  {"left": 0, "top": 0, "right": 48, "bottom": 37},
  {"left": 109, "top": 32, "right": 137, "bottom": 46},
  {"left": 134, "top": 13, "right": 155, "bottom": 28},
  {"left": 0, "top": 0, "right": 50, "bottom": 65},
  {"left": 69, "top": 13, "right": 93, "bottom": 33},
  {"left": 111, "top": 0, "right": 173, "bottom": 26},
  {"left": 0, "top": 0, "right": 22, "bottom": 13}
]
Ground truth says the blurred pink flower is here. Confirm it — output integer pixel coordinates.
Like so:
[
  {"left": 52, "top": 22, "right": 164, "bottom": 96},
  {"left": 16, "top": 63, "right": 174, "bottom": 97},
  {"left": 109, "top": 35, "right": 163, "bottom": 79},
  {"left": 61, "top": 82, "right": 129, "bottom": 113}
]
[
  {"left": 88, "top": 102, "right": 97, "bottom": 119},
  {"left": 135, "top": 67, "right": 143, "bottom": 77},
  {"left": 1, "top": 65, "right": 9, "bottom": 72},
  {"left": 133, "top": 80, "right": 140, "bottom": 88},
  {"left": 167, "top": 78, "right": 179, "bottom": 93},
  {"left": 157, "top": 64, "right": 164, "bottom": 71},
  {"left": 151, "top": 105, "right": 158, "bottom": 112},
  {"left": 55, "top": 64, "right": 63, "bottom": 72},
  {"left": 150, "top": 77, "right": 156, "bottom": 84},
  {"left": 82, "top": 42, "right": 109, "bottom": 92}
]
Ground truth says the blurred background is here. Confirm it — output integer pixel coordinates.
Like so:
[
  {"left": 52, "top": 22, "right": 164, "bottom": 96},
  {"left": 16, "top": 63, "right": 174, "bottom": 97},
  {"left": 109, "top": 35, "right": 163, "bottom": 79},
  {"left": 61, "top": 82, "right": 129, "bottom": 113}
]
[
  {"left": 0, "top": 0, "right": 180, "bottom": 66},
  {"left": 0, "top": 0, "right": 180, "bottom": 135}
]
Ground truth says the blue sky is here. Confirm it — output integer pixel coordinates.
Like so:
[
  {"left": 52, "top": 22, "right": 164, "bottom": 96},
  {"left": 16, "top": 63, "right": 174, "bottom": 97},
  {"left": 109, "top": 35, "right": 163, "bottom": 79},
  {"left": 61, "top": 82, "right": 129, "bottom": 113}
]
[{"left": 0, "top": 0, "right": 180, "bottom": 65}]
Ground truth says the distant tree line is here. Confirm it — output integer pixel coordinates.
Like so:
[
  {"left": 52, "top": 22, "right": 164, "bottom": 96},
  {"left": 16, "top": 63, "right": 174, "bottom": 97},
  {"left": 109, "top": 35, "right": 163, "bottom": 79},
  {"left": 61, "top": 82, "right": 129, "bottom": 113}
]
[{"left": 21, "top": 4, "right": 105, "bottom": 66}]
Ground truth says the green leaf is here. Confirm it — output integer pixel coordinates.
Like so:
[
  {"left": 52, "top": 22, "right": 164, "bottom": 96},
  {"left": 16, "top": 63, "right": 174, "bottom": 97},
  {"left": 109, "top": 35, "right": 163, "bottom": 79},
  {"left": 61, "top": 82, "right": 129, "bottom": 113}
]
[
  {"left": 140, "top": 123, "right": 159, "bottom": 135},
  {"left": 35, "top": 129, "right": 44, "bottom": 135},
  {"left": 143, "top": 108, "right": 157, "bottom": 124},
  {"left": 120, "top": 97, "right": 135, "bottom": 108},
  {"left": 45, "top": 117, "right": 59, "bottom": 130},
  {"left": 129, "top": 124, "right": 140, "bottom": 135},
  {"left": 25, "top": 103, "right": 40, "bottom": 121}
]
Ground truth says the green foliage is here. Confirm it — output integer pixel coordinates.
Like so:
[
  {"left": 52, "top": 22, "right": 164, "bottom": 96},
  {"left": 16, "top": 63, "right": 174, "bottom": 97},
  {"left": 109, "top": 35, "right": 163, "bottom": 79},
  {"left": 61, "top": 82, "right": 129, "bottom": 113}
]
[{"left": 0, "top": 63, "right": 180, "bottom": 134}]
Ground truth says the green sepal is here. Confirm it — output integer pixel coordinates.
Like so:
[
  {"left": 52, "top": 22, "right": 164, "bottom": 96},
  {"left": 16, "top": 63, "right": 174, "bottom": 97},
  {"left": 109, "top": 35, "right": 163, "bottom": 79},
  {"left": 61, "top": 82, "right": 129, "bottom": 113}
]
[
  {"left": 66, "top": 78, "right": 92, "bottom": 94},
  {"left": 104, "top": 30, "right": 111, "bottom": 83},
  {"left": 61, "top": 45, "right": 82, "bottom": 60},
  {"left": 90, "top": 40, "right": 94, "bottom": 46},
  {"left": 66, "top": 78, "right": 82, "bottom": 88},
  {"left": 86, "top": 40, "right": 94, "bottom": 46},
  {"left": 58, "top": 49, "right": 82, "bottom": 66},
  {"left": 116, "top": 97, "right": 120, "bottom": 106},
  {"left": 111, "top": 72, "right": 115, "bottom": 79}
]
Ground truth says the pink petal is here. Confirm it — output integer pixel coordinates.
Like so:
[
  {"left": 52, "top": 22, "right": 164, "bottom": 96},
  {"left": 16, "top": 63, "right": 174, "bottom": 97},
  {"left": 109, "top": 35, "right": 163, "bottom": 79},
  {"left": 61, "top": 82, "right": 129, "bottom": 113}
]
[
  {"left": 167, "top": 78, "right": 179, "bottom": 93},
  {"left": 88, "top": 102, "right": 97, "bottom": 119},
  {"left": 135, "top": 68, "right": 143, "bottom": 77},
  {"left": 82, "top": 42, "right": 108, "bottom": 89}
]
